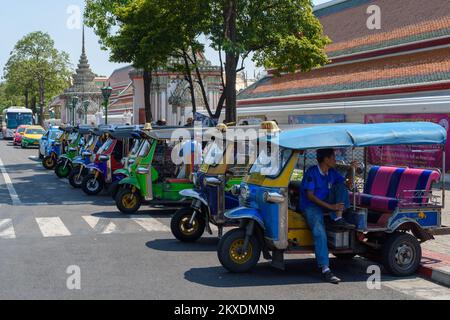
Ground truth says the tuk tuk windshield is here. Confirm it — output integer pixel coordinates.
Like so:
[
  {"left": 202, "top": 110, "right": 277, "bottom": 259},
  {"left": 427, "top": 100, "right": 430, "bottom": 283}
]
[
  {"left": 49, "top": 131, "right": 62, "bottom": 140},
  {"left": 203, "top": 141, "right": 224, "bottom": 165},
  {"left": 130, "top": 139, "right": 141, "bottom": 156},
  {"left": 98, "top": 138, "right": 114, "bottom": 154},
  {"left": 249, "top": 147, "right": 292, "bottom": 177},
  {"left": 138, "top": 140, "right": 151, "bottom": 157},
  {"left": 68, "top": 132, "right": 78, "bottom": 142}
]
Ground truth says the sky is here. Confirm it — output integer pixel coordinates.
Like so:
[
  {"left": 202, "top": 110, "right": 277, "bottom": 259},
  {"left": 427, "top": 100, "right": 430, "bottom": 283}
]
[{"left": 0, "top": 0, "right": 330, "bottom": 80}]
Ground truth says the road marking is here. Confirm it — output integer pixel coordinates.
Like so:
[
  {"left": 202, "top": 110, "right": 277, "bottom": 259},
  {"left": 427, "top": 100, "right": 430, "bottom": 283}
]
[
  {"left": 0, "top": 157, "right": 21, "bottom": 205},
  {"left": 35, "top": 217, "right": 72, "bottom": 237},
  {"left": 131, "top": 217, "right": 170, "bottom": 232},
  {"left": 0, "top": 219, "right": 16, "bottom": 239},
  {"left": 82, "top": 216, "right": 118, "bottom": 234}
]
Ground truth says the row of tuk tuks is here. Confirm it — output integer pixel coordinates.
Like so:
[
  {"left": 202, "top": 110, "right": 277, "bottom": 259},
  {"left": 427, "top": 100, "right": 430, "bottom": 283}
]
[{"left": 38, "top": 121, "right": 450, "bottom": 278}]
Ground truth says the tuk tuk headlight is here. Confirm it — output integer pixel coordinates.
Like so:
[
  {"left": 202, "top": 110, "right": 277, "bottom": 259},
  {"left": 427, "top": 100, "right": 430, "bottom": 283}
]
[
  {"left": 231, "top": 184, "right": 241, "bottom": 196},
  {"left": 263, "top": 191, "right": 285, "bottom": 204},
  {"left": 240, "top": 185, "right": 250, "bottom": 200}
]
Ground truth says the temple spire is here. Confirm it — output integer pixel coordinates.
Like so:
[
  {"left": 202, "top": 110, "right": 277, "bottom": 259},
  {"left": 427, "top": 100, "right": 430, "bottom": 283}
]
[{"left": 82, "top": 24, "right": 85, "bottom": 55}]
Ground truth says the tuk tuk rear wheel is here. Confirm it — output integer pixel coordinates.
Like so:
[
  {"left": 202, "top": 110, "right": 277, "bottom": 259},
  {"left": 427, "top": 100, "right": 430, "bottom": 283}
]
[
  {"left": 42, "top": 156, "right": 56, "bottom": 170},
  {"left": 382, "top": 232, "right": 421, "bottom": 277},
  {"left": 171, "top": 207, "right": 206, "bottom": 242},
  {"left": 81, "top": 173, "right": 104, "bottom": 196},
  {"left": 55, "top": 161, "right": 72, "bottom": 179},
  {"left": 218, "top": 228, "right": 261, "bottom": 273},
  {"left": 116, "top": 187, "right": 142, "bottom": 214}
]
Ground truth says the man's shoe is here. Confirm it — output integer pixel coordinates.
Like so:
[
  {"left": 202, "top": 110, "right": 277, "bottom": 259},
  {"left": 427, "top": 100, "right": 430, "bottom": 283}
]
[
  {"left": 331, "top": 218, "right": 356, "bottom": 229},
  {"left": 323, "top": 271, "right": 341, "bottom": 284}
]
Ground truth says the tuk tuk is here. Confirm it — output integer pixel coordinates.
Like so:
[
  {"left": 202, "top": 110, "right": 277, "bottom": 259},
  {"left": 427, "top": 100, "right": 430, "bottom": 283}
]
[
  {"left": 114, "top": 127, "right": 204, "bottom": 214},
  {"left": 39, "top": 126, "right": 62, "bottom": 160},
  {"left": 80, "top": 125, "right": 139, "bottom": 195},
  {"left": 54, "top": 125, "right": 90, "bottom": 178},
  {"left": 67, "top": 125, "right": 110, "bottom": 188},
  {"left": 217, "top": 122, "right": 448, "bottom": 277},
  {"left": 42, "top": 124, "right": 73, "bottom": 170},
  {"left": 170, "top": 122, "right": 277, "bottom": 242}
]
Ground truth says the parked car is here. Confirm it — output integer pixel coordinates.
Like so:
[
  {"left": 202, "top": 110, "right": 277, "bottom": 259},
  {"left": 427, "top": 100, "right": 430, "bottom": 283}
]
[
  {"left": 21, "top": 126, "right": 46, "bottom": 149},
  {"left": 13, "top": 125, "right": 29, "bottom": 146}
]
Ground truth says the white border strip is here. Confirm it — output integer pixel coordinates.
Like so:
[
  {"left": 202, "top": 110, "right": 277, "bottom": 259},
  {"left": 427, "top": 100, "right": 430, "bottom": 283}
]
[{"left": 0, "top": 157, "right": 21, "bottom": 205}]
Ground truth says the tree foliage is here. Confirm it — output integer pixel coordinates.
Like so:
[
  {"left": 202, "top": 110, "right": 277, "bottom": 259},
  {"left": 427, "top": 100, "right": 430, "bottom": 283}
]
[
  {"left": 3, "top": 31, "right": 72, "bottom": 124},
  {"left": 85, "top": 0, "right": 330, "bottom": 123}
]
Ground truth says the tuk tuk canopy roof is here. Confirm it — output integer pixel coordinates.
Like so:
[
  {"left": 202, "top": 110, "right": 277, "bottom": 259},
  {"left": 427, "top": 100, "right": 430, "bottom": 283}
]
[
  {"left": 268, "top": 122, "right": 447, "bottom": 150},
  {"left": 110, "top": 125, "right": 142, "bottom": 139}
]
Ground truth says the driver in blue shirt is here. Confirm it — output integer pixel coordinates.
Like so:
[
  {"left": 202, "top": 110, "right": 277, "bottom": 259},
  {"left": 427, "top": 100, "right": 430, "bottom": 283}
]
[{"left": 300, "top": 148, "right": 356, "bottom": 284}]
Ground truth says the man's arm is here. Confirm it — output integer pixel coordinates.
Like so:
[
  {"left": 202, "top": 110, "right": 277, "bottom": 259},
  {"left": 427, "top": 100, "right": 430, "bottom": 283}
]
[{"left": 307, "top": 190, "right": 344, "bottom": 212}]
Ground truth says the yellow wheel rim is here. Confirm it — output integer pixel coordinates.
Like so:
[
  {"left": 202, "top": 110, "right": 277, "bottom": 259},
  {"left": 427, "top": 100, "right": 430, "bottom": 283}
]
[
  {"left": 229, "top": 239, "right": 253, "bottom": 265},
  {"left": 45, "top": 158, "right": 53, "bottom": 167},
  {"left": 122, "top": 192, "right": 138, "bottom": 209},
  {"left": 179, "top": 216, "right": 198, "bottom": 236}
]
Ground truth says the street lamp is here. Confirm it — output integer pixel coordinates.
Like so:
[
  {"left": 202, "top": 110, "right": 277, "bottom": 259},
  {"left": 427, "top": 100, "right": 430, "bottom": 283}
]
[
  {"left": 71, "top": 96, "right": 79, "bottom": 126},
  {"left": 101, "top": 85, "right": 113, "bottom": 125},
  {"left": 83, "top": 100, "right": 89, "bottom": 124}
]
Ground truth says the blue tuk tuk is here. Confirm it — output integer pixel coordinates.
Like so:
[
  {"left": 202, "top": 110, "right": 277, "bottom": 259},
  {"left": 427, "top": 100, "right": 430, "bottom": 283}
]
[{"left": 217, "top": 122, "right": 448, "bottom": 276}]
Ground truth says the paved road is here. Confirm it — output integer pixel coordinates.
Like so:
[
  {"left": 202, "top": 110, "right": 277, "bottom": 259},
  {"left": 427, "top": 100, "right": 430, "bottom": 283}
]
[{"left": 0, "top": 140, "right": 449, "bottom": 300}]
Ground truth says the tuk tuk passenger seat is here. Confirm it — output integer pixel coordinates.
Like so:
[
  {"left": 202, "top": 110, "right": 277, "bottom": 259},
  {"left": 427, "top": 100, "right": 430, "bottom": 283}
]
[{"left": 350, "top": 166, "right": 440, "bottom": 212}]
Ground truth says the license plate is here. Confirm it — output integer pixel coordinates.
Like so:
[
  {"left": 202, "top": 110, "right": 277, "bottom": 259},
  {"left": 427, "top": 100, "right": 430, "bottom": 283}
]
[{"left": 34, "top": 141, "right": 39, "bottom": 145}]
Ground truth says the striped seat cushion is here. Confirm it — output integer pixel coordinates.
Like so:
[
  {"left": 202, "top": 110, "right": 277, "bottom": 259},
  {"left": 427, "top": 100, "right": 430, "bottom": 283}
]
[{"left": 351, "top": 166, "right": 440, "bottom": 212}]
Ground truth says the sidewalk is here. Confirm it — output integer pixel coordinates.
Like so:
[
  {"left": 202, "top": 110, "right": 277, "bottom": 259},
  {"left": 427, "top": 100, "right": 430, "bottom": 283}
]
[{"left": 419, "top": 189, "right": 450, "bottom": 287}]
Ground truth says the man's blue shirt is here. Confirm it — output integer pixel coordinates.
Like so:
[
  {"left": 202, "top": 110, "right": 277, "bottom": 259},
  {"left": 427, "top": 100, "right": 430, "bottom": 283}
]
[{"left": 300, "top": 165, "right": 344, "bottom": 210}]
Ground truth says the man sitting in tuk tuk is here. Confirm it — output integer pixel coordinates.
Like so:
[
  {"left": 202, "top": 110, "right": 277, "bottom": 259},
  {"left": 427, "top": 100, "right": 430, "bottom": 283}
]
[{"left": 300, "top": 148, "right": 356, "bottom": 284}]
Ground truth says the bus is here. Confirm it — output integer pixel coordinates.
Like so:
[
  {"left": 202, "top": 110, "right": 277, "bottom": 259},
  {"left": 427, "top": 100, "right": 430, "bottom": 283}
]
[{"left": 1, "top": 107, "right": 34, "bottom": 139}]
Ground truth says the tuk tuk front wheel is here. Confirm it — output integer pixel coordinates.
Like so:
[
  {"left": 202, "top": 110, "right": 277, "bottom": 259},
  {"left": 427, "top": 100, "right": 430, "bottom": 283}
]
[
  {"left": 381, "top": 232, "right": 421, "bottom": 277},
  {"left": 81, "top": 173, "right": 104, "bottom": 196},
  {"left": 55, "top": 161, "right": 72, "bottom": 179},
  {"left": 68, "top": 166, "right": 84, "bottom": 188},
  {"left": 218, "top": 228, "right": 261, "bottom": 273},
  {"left": 170, "top": 207, "right": 206, "bottom": 242},
  {"left": 116, "top": 187, "right": 142, "bottom": 214},
  {"left": 42, "top": 156, "right": 56, "bottom": 170}
]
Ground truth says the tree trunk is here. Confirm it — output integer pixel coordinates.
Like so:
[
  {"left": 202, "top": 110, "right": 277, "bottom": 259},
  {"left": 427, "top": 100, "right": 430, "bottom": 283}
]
[
  {"left": 183, "top": 51, "right": 197, "bottom": 116},
  {"left": 24, "top": 90, "right": 29, "bottom": 109},
  {"left": 191, "top": 48, "right": 214, "bottom": 119},
  {"left": 143, "top": 68, "right": 153, "bottom": 123},
  {"left": 38, "top": 80, "right": 45, "bottom": 126},
  {"left": 31, "top": 96, "right": 37, "bottom": 115},
  {"left": 224, "top": 0, "right": 238, "bottom": 124}
]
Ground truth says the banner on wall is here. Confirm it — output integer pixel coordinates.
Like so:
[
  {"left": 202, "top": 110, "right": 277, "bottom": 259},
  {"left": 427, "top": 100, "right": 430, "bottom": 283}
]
[
  {"left": 288, "top": 114, "right": 346, "bottom": 124},
  {"left": 365, "top": 114, "right": 450, "bottom": 172}
]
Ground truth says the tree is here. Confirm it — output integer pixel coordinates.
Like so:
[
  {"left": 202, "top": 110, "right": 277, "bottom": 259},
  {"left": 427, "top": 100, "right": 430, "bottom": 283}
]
[
  {"left": 0, "top": 82, "right": 22, "bottom": 112},
  {"left": 85, "top": 0, "right": 212, "bottom": 123},
  {"left": 207, "top": 0, "right": 331, "bottom": 122},
  {"left": 4, "top": 32, "right": 72, "bottom": 125}
]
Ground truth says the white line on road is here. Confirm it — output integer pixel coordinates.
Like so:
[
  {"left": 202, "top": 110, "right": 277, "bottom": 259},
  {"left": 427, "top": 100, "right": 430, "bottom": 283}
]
[
  {"left": 82, "top": 216, "right": 118, "bottom": 234},
  {"left": 35, "top": 217, "right": 72, "bottom": 237},
  {"left": 0, "top": 157, "right": 21, "bottom": 205},
  {"left": 131, "top": 217, "right": 170, "bottom": 232},
  {"left": 0, "top": 219, "right": 16, "bottom": 239}
]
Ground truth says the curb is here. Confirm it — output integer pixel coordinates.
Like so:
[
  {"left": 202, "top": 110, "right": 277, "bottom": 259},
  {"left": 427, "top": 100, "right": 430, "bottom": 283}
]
[
  {"left": 418, "top": 265, "right": 450, "bottom": 287},
  {"left": 417, "top": 250, "right": 450, "bottom": 288}
]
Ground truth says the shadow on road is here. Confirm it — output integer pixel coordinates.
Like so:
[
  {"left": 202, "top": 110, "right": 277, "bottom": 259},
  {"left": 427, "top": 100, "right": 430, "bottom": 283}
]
[
  {"left": 93, "top": 210, "right": 176, "bottom": 219},
  {"left": 183, "top": 258, "right": 403, "bottom": 287},
  {"left": 146, "top": 238, "right": 219, "bottom": 252}
]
